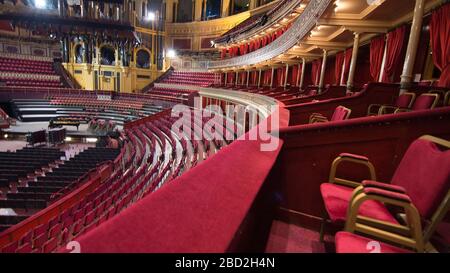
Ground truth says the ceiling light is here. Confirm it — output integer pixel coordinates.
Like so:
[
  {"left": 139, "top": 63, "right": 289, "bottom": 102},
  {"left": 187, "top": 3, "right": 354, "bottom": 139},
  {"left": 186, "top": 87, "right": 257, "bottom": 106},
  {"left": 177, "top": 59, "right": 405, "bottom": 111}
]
[
  {"left": 146, "top": 12, "right": 156, "bottom": 21},
  {"left": 34, "top": 0, "right": 47, "bottom": 9},
  {"left": 167, "top": 49, "right": 176, "bottom": 58}
]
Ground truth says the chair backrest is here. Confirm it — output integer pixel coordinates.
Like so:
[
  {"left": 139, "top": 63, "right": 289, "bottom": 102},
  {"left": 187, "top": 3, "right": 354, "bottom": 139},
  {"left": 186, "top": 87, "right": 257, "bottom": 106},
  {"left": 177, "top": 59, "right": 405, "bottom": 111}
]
[
  {"left": 412, "top": 93, "right": 439, "bottom": 110},
  {"left": 395, "top": 92, "right": 416, "bottom": 108},
  {"left": 391, "top": 136, "right": 450, "bottom": 219},
  {"left": 330, "top": 106, "right": 352, "bottom": 121}
]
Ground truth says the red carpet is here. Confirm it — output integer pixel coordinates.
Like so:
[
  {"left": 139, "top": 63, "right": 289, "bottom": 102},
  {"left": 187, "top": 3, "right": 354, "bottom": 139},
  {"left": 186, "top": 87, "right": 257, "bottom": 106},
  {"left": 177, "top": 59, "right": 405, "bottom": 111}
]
[{"left": 265, "top": 220, "right": 334, "bottom": 253}]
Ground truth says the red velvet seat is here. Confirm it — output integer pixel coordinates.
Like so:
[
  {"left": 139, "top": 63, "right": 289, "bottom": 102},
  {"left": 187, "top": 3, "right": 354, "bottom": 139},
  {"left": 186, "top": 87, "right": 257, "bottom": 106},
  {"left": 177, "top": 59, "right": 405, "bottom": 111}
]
[
  {"left": 395, "top": 93, "right": 440, "bottom": 113},
  {"left": 310, "top": 106, "right": 352, "bottom": 123},
  {"left": 369, "top": 92, "right": 415, "bottom": 115},
  {"left": 320, "top": 136, "right": 450, "bottom": 244}
]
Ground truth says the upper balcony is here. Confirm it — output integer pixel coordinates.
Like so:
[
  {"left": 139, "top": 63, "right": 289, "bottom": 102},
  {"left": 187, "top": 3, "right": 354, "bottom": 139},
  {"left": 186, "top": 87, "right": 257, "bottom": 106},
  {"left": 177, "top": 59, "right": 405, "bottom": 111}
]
[
  {"left": 213, "top": 0, "right": 305, "bottom": 46},
  {"left": 0, "top": 0, "right": 137, "bottom": 31},
  {"left": 208, "top": 0, "right": 442, "bottom": 70}
]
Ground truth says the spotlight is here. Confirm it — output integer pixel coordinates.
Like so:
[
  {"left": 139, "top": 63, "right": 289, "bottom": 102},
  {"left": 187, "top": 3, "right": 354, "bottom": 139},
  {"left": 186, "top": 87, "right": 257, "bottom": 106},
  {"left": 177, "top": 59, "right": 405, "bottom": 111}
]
[
  {"left": 167, "top": 49, "right": 176, "bottom": 58},
  {"left": 86, "top": 137, "right": 98, "bottom": 143},
  {"left": 210, "top": 40, "right": 215, "bottom": 47},
  {"left": 34, "top": 0, "right": 47, "bottom": 9},
  {"left": 146, "top": 12, "right": 156, "bottom": 21},
  {"left": 65, "top": 136, "right": 73, "bottom": 142},
  {"left": 3, "top": 134, "right": 8, "bottom": 139}
]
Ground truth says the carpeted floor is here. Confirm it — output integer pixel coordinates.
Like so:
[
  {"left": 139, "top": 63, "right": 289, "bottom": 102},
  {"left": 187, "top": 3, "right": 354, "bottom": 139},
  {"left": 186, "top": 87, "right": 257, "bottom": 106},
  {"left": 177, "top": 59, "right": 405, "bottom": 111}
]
[{"left": 265, "top": 220, "right": 335, "bottom": 253}]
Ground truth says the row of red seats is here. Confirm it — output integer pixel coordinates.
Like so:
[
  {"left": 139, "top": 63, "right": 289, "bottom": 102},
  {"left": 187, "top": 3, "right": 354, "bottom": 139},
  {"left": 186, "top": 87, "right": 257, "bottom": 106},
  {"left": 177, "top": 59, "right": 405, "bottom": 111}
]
[
  {"left": 2, "top": 79, "right": 63, "bottom": 88},
  {"left": 0, "top": 57, "right": 53, "bottom": 65}
]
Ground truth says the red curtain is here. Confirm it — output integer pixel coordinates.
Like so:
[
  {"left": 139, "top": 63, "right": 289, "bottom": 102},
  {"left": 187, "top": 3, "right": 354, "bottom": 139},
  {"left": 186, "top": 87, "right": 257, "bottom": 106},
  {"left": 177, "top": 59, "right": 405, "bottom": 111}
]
[
  {"left": 240, "top": 72, "right": 246, "bottom": 85},
  {"left": 311, "top": 59, "right": 322, "bottom": 85},
  {"left": 289, "top": 65, "right": 299, "bottom": 86},
  {"left": 342, "top": 48, "right": 353, "bottom": 84},
  {"left": 382, "top": 25, "right": 407, "bottom": 83},
  {"left": 263, "top": 70, "right": 271, "bottom": 86},
  {"left": 335, "top": 51, "right": 345, "bottom": 85},
  {"left": 255, "top": 39, "right": 261, "bottom": 49},
  {"left": 250, "top": 71, "right": 258, "bottom": 85},
  {"left": 262, "top": 36, "right": 268, "bottom": 46},
  {"left": 370, "top": 35, "right": 386, "bottom": 82},
  {"left": 248, "top": 42, "right": 254, "bottom": 52},
  {"left": 221, "top": 48, "right": 227, "bottom": 59},
  {"left": 227, "top": 72, "right": 235, "bottom": 84},
  {"left": 324, "top": 55, "right": 336, "bottom": 86},
  {"left": 276, "top": 67, "right": 285, "bottom": 87},
  {"left": 430, "top": 3, "right": 450, "bottom": 87}
]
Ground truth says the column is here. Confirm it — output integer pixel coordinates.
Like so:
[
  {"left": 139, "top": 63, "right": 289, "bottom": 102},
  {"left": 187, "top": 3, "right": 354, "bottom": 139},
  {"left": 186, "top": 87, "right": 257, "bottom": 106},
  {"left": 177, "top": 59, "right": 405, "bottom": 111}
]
[
  {"left": 400, "top": 0, "right": 425, "bottom": 93},
  {"left": 235, "top": 71, "right": 238, "bottom": 86},
  {"left": 246, "top": 70, "right": 250, "bottom": 87},
  {"left": 296, "top": 63, "right": 301, "bottom": 87},
  {"left": 194, "top": 0, "right": 203, "bottom": 21},
  {"left": 203, "top": 0, "right": 207, "bottom": 20},
  {"left": 115, "top": 48, "right": 119, "bottom": 66},
  {"left": 347, "top": 32, "right": 360, "bottom": 92},
  {"left": 221, "top": 0, "right": 231, "bottom": 17},
  {"left": 299, "top": 58, "right": 306, "bottom": 90},
  {"left": 224, "top": 72, "right": 228, "bottom": 86},
  {"left": 284, "top": 63, "right": 289, "bottom": 89},
  {"left": 249, "top": 0, "right": 257, "bottom": 9},
  {"left": 270, "top": 67, "right": 274, "bottom": 88},
  {"left": 82, "top": 42, "right": 87, "bottom": 63},
  {"left": 165, "top": 0, "right": 174, "bottom": 22},
  {"left": 257, "top": 69, "right": 262, "bottom": 88},
  {"left": 318, "top": 49, "right": 328, "bottom": 93}
]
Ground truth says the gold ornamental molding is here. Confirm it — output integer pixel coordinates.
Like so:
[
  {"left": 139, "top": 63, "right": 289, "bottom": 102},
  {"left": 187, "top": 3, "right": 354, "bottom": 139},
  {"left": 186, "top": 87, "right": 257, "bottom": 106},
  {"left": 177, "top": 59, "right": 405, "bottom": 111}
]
[
  {"left": 208, "top": 0, "right": 333, "bottom": 70},
  {"left": 165, "top": 1, "right": 276, "bottom": 37}
]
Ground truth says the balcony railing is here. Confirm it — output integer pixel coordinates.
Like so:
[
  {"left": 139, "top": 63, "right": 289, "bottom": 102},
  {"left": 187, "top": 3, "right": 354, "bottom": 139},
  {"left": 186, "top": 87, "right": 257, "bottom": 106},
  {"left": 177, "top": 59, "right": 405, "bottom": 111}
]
[{"left": 208, "top": 0, "right": 332, "bottom": 70}]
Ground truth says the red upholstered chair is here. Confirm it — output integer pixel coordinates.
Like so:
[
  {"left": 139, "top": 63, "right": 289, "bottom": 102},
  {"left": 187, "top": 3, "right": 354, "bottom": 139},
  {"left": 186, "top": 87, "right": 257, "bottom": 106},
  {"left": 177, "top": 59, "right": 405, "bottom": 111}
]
[
  {"left": 320, "top": 135, "right": 450, "bottom": 252},
  {"left": 309, "top": 106, "right": 352, "bottom": 124},
  {"left": 395, "top": 93, "right": 439, "bottom": 113},
  {"left": 367, "top": 92, "right": 416, "bottom": 116}
]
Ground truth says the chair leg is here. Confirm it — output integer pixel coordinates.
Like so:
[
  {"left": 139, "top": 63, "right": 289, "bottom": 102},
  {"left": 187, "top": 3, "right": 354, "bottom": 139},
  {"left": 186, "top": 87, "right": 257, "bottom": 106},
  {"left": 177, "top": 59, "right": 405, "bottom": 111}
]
[{"left": 319, "top": 211, "right": 328, "bottom": 242}]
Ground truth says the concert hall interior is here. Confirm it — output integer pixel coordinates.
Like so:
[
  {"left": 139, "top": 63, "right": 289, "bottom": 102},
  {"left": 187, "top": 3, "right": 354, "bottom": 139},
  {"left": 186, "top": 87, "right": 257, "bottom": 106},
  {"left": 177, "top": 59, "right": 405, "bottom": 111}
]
[{"left": 0, "top": 0, "right": 449, "bottom": 254}]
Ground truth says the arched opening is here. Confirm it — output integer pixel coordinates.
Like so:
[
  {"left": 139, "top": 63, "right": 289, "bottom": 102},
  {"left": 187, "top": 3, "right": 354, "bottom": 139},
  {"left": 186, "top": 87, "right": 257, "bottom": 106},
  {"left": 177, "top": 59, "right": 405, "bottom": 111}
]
[
  {"left": 136, "top": 49, "right": 151, "bottom": 69},
  {"left": 74, "top": 44, "right": 83, "bottom": 63},
  {"left": 205, "top": 0, "right": 221, "bottom": 20},
  {"left": 100, "top": 45, "right": 115, "bottom": 66},
  {"left": 177, "top": 0, "right": 193, "bottom": 22}
]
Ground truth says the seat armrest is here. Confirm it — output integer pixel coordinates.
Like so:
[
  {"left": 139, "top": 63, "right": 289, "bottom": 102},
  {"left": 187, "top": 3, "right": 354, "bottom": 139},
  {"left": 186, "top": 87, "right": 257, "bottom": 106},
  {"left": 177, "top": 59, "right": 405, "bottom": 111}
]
[
  {"left": 362, "top": 180, "right": 406, "bottom": 193},
  {"left": 340, "top": 153, "right": 369, "bottom": 161},
  {"left": 379, "top": 105, "right": 398, "bottom": 115},
  {"left": 367, "top": 104, "right": 383, "bottom": 116},
  {"left": 394, "top": 108, "right": 411, "bottom": 114},
  {"left": 363, "top": 187, "right": 411, "bottom": 203},
  {"left": 329, "top": 153, "right": 376, "bottom": 188}
]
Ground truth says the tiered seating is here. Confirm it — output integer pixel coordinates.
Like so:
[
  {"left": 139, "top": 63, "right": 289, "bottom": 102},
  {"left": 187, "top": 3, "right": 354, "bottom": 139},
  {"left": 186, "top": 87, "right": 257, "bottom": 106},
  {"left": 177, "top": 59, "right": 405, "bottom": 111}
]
[
  {"left": 11, "top": 96, "right": 163, "bottom": 124},
  {"left": 0, "top": 148, "right": 118, "bottom": 232},
  {"left": 144, "top": 86, "right": 194, "bottom": 103},
  {"left": 0, "top": 57, "right": 56, "bottom": 75},
  {"left": 320, "top": 136, "right": 450, "bottom": 253},
  {"left": 0, "top": 77, "right": 63, "bottom": 88},
  {"left": 0, "top": 148, "right": 65, "bottom": 191},
  {"left": 0, "top": 56, "right": 64, "bottom": 88},
  {"left": 0, "top": 105, "right": 242, "bottom": 253},
  {"left": 161, "top": 71, "right": 215, "bottom": 87}
]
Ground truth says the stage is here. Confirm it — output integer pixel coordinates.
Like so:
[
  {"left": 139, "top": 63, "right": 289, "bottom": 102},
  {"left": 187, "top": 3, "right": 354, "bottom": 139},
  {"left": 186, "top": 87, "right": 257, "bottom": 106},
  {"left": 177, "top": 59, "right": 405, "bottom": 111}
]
[{"left": 2, "top": 121, "right": 123, "bottom": 138}]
